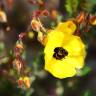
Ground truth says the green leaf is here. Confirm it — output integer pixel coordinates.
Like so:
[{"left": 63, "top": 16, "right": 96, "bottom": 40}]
[
  {"left": 83, "top": 90, "right": 93, "bottom": 96},
  {"left": 65, "top": 0, "right": 79, "bottom": 16},
  {"left": 0, "top": 42, "right": 5, "bottom": 52},
  {"left": 79, "top": 0, "right": 94, "bottom": 12},
  {"left": 77, "top": 66, "right": 91, "bottom": 76}
]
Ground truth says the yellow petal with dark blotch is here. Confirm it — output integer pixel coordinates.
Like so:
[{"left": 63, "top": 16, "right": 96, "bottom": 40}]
[{"left": 44, "top": 30, "right": 68, "bottom": 64}]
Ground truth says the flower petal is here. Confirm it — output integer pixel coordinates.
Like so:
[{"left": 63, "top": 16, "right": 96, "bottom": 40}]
[
  {"left": 55, "top": 20, "right": 76, "bottom": 35},
  {"left": 66, "top": 56, "right": 85, "bottom": 69},
  {"left": 44, "top": 30, "right": 67, "bottom": 64},
  {"left": 45, "top": 58, "right": 76, "bottom": 79},
  {"left": 63, "top": 35, "right": 86, "bottom": 57}
]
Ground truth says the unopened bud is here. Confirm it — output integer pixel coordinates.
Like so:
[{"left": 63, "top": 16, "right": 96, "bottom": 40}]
[
  {"left": 18, "top": 76, "right": 31, "bottom": 88},
  {"left": 31, "top": 19, "right": 41, "bottom": 31},
  {"left": 89, "top": 15, "right": 96, "bottom": 25},
  {"left": 18, "top": 77, "right": 23, "bottom": 88},
  {"left": 51, "top": 10, "right": 58, "bottom": 20},
  {"left": 13, "top": 59, "right": 22, "bottom": 73},
  {"left": 23, "top": 76, "right": 31, "bottom": 88},
  {"left": 76, "top": 12, "right": 85, "bottom": 24}
]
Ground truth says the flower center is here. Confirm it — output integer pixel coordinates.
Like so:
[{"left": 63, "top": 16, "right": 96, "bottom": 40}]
[{"left": 53, "top": 47, "right": 68, "bottom": 60}]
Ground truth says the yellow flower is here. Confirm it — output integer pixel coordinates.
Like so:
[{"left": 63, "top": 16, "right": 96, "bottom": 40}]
[
  {"left": 44, "top": 30, "right": 86, "bottom": 79},
  {"left": 55, "top": 20, "right": 76, "bottom": 35}
]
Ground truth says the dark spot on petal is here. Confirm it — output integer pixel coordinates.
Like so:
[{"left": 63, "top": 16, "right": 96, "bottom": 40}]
[{"left": 53, "top": 47, "right": 68, "bottom": 60}]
